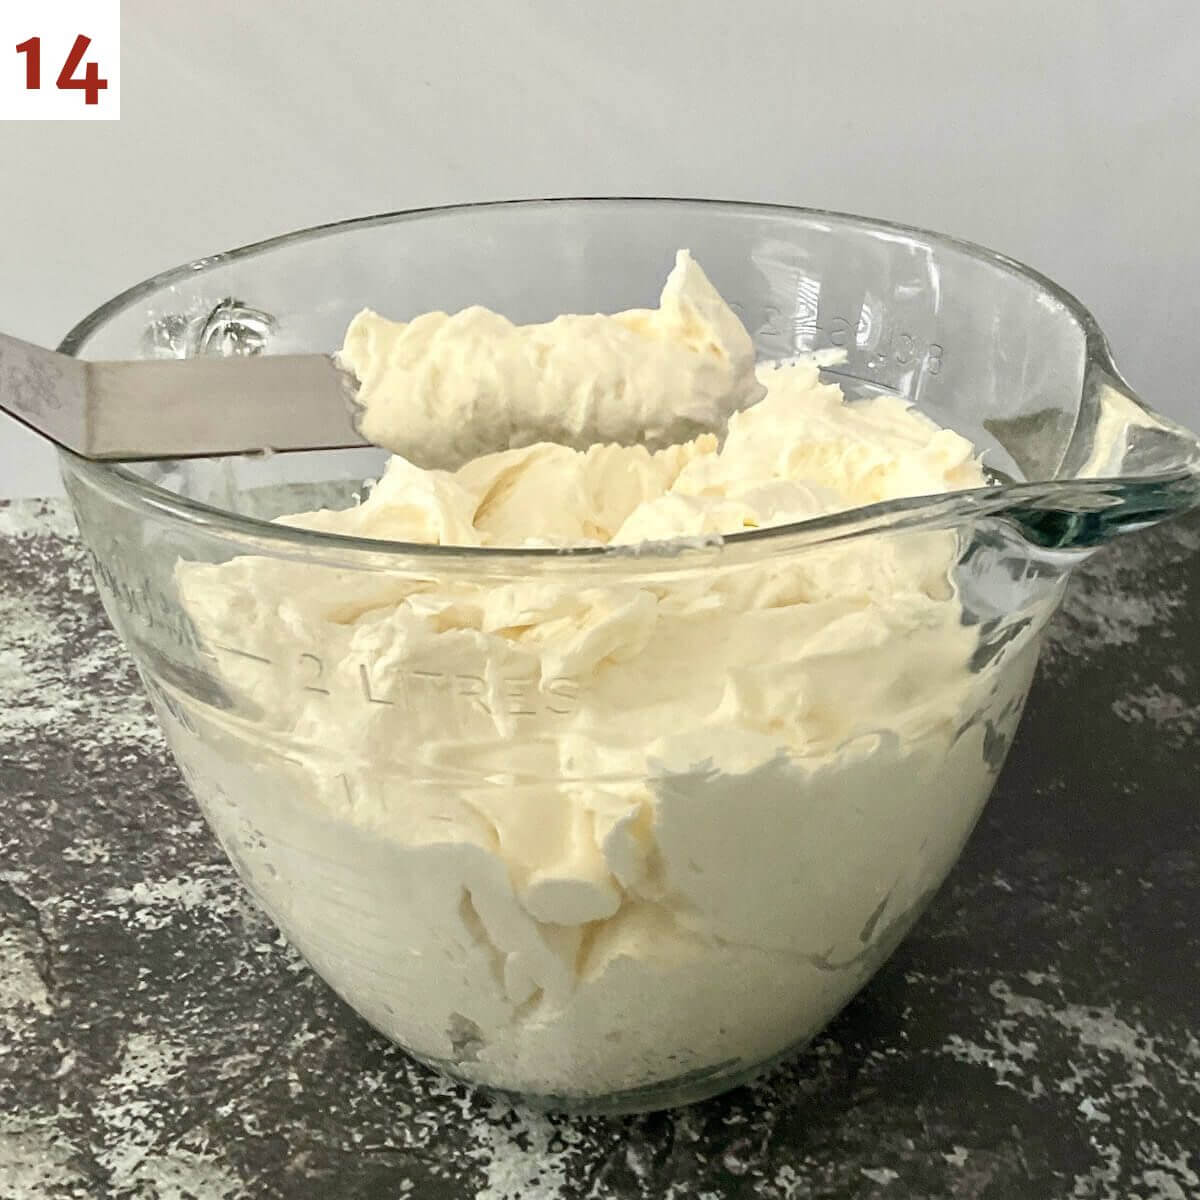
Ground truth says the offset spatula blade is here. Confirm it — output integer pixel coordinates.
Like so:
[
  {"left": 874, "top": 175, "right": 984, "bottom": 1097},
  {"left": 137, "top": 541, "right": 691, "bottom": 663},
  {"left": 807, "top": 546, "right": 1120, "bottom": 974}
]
[{"left": 0, "top": 330, "right": 370, "bottom": 461}]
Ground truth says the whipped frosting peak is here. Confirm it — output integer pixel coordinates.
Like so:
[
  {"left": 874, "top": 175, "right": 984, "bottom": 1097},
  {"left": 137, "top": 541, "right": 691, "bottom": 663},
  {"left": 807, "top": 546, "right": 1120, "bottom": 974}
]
[
  {"left": 288, "top": 357, "right": 982, "bottom": 551},
  {"left": 339, "top": 250, "right": 764, "bottom": 468}
]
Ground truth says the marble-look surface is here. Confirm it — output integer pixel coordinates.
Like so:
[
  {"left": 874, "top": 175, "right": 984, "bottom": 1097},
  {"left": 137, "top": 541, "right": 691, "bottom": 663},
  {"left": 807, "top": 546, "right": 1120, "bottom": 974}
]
[{"left": 1, "top": 498, "right": 1197, "bottom": 1200}]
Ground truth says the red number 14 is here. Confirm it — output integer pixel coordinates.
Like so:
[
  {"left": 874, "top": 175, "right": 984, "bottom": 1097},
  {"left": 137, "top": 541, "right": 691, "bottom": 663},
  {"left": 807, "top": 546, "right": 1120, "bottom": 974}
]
[{"left": 15, "top": 34, "right": 108, "bottom": 105}]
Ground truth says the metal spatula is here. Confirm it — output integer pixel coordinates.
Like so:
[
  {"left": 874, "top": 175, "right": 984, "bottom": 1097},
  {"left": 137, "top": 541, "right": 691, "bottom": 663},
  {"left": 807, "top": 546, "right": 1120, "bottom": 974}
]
[{"left": 0, "top": 330, "right": 369, "bottom": 460}]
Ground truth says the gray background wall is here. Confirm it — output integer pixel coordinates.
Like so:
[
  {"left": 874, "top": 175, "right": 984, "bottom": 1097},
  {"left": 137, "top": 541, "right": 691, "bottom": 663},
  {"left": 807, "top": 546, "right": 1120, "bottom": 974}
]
[{"left": 3, "top": 0, "right": 1197, "bottom": 497}]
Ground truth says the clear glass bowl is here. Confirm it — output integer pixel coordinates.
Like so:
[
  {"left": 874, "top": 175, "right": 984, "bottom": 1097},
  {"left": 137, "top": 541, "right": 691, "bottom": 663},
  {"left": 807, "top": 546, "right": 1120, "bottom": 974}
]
[{"left": 57, "top": 200, "right": 1200, "bottom": 1114}]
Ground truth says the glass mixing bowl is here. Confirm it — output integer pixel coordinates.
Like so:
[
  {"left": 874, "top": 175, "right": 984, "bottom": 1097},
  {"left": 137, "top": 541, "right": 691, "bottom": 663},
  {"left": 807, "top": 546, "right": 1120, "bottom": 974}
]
[{"left": 57, "top": 200, "right": 1200, "bottom": 1114}]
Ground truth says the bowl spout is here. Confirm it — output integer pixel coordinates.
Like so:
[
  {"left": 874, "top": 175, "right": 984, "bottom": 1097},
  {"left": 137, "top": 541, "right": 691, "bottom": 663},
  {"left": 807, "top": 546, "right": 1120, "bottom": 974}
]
[{"left": 997, "top": 360, "right": 1200, "bottom": 551}]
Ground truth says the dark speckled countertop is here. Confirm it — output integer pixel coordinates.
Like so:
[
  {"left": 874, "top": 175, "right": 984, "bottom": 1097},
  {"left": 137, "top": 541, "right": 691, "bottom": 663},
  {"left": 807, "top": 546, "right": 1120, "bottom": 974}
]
[{"left": 1, "top": 498, "right": 1198, "bottom": 1200}]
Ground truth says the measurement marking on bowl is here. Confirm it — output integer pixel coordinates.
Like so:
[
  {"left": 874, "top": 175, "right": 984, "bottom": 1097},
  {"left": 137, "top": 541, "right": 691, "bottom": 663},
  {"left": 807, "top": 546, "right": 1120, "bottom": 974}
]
[
  {"left": 822, "top": 368, "right": 910, "bottom": 394},
  {"left": 300, "top": 653, "right": 329, "bottom": 694},
  {"left": 83, "top": 544, "right": 585, "bottom": 724},
  {"left": 213, "top": 642, "right": 272, "bottom": 664},
  {"left": 83, "top": 548, "right": 217, "bottom": 660},
  {"left": 359, "top": 662, "right": 393, "bottom": 706},
  {"left": 152, "top": 630, "right": 585, "bottom": 726},
  {"left": 81, "top": 555, "right": 580, "bottom": 724},
  {"left": 729, "top": 291, "right": 945, "bottom": 374}
]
